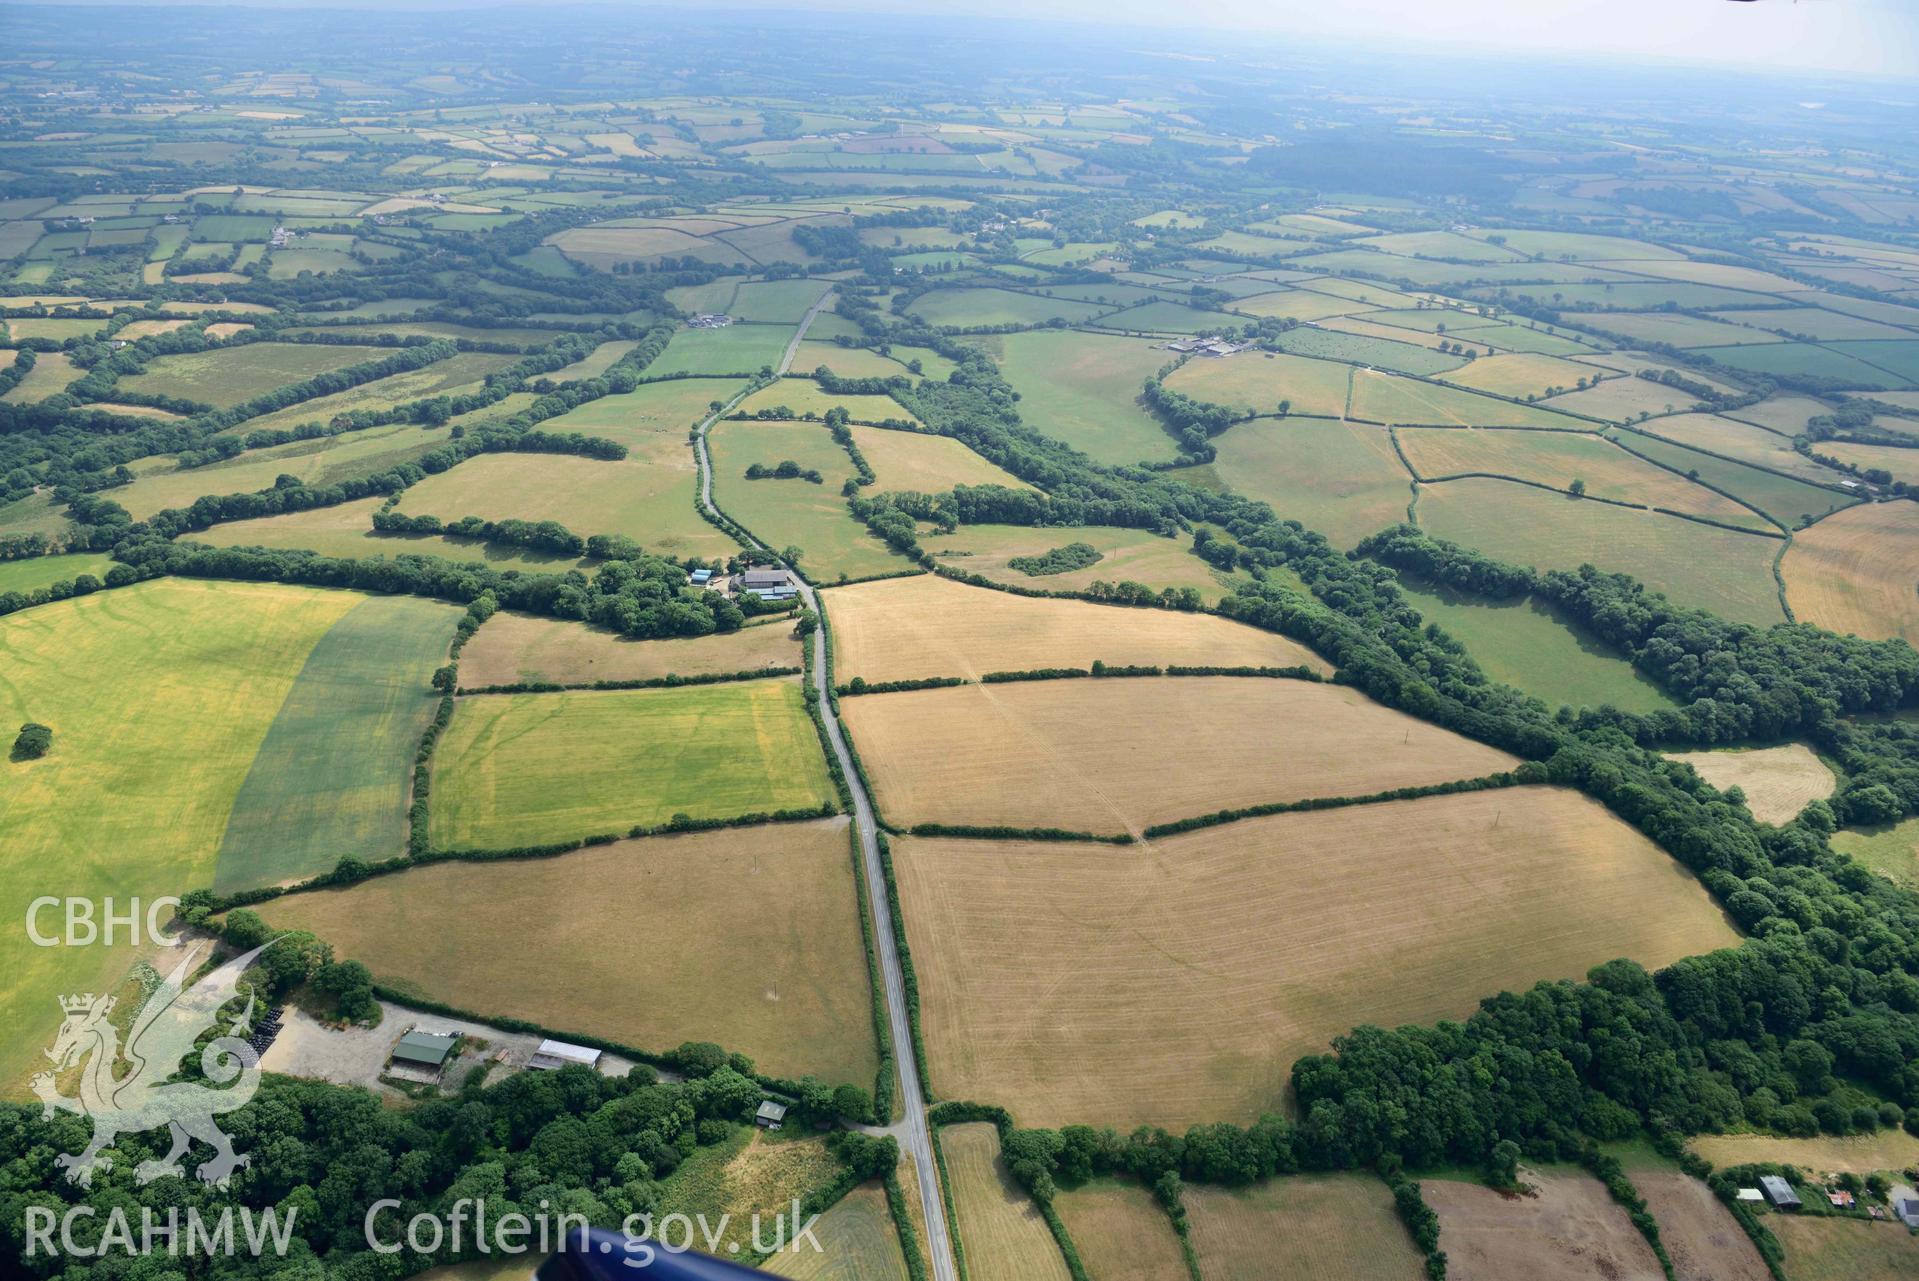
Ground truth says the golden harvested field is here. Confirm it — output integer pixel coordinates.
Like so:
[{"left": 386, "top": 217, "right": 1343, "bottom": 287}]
[
  {"left": 1819, "top": 441, "right": 1919, "bottom": 486},
  {"left": 896, "top": 788, "right": 1737, "bottom": 1127},
  {"left": 1726, "top": 395, "right": 1837, "bottom": 435},
  {"left": 1439, "top": 352, "right": 1605, "bottom": 399},
  {"left": 1687, "top": 1130, "right": 1919, "bottom": 1175},
  {"left": 1667, "top": 744, "right": 1835, "bottom": 825},
  {"left": 1770, "top": 1213, "right": 1919, "bottom": 1281},
  {"left": 1203, "top": 419, "right": 1413, "bottom": 549},
  {"left": 844, "top": 677, "right": 1516, "bottom": 834},
  {"left": 940, "top": 1124, "right": 1071, "bottom": 1281},
  {"left": 1425, "top": 1171, "right": 1666, "bottom": 1281},
  {"left": 1542, "top": 376, "right": 1715, "bottom": 423},
  {"left": 1418, "top": 478, "right": 1787, "bottom": 626},
  {"left": 258, "top": 821, "right": 879, "bottom": 1083},
  {"left": 1353, "top": 370, "right": 1585, "bottom": 428},
  {"left": 852, "top": 426, "right": 1033, "bottom": 493},
  {"left": 926, "top": 523, "right": 1238, "bottom": 602},
  {"left": 1183, "top": 1174, "right": 1424, "bottom": 1281},
  {"left": 1164, "top": 351, "right": 1353, "bottom": 418},
  {"left": 823, "top": 574, "right": 1328, "bottom": 684},
  {"left": 1396, "top": 428, "right": 1769, "bottom": 528},
  {"left": 1637, "top": 413, "right": 1842, "bottom": 485},
  {"left": 1784, "top": 501, "right": 1919, "bottom": 646},
  {"left": 1632, "top": 1171, "right": 1770, "bottom": 1281},
  {"left": 396, "top": 452, "right": 738, "bottom": 558},
  {"left": 1052, "top": 1182, "right": 1186, "bottom": 1281},
  {"left": 460, "top": 611, "right": 801, "bottom": 687},
  {"left": 765, "top": 1184, "right": 909, "bottom": 1280}
]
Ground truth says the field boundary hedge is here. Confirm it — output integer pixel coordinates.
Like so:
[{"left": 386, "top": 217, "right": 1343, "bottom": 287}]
[
  {"left": 1140, "top": 769, "right": 1533, "bottom": 838},
  {"left": 459, "top": 666, "right": 802, "bottom": 695}
]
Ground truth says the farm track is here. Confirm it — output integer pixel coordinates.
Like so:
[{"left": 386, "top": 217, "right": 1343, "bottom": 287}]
[{"left": 693, "top": 289, "right": 962, "bottom": 1281}]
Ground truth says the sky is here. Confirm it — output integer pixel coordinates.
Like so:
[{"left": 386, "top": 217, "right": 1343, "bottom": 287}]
[
  {"left": 24, "top": 0, "right": 1919, "bottom": 80},
  {"left": 769, "top": 0, "right": 1919, "bottom": 79}
]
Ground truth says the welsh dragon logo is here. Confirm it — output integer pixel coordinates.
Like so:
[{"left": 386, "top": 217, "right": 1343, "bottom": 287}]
[{"left": 31, "top": 939, "right": 278, "bottom": 1189}]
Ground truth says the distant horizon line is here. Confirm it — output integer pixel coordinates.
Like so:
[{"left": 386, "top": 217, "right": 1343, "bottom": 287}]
[{"left": 5, "top": 0, "right": 1918, "bottom": 88}]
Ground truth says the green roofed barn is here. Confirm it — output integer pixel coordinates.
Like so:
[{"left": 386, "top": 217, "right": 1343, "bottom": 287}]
[{"left": 388, "top": 1029, "right": 459, "bottom": 1080}]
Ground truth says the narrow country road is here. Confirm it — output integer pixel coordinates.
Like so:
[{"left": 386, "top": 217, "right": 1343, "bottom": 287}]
[{"left": 691, "top": 291, "right": 961, "bottom": 1281}]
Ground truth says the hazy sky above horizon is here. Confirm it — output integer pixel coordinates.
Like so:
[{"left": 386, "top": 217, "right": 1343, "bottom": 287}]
[{"left": 28, "top": 0, "right": 1919, "bottom": 79}]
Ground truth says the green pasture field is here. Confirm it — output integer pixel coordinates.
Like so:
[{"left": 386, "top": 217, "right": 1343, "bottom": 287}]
[
  {"left": 115, "top": 424, "right": 453, "bottom": 520},
  {"left": 987, "top": 329, "right": 1179, "bottom": 464},
  {"left": 0, "top": 353, "right": 82, "bottom": 404},
  {"left": 789, "top": 339, "right": 917, "bottom": 380},
  {"left": 189, "top": 214, "right": 277, "bottom": 241},
  {"left": 543, "top": 377, "right": 749, "bottom": 451},
  {"left": 1831, "top": 817, "right": 1919, "bottom": 892},
  {"left": 1228, "top": 291, "right": 1377, "bottom": 325},
  {"left": 644, "top": 323, "right": 798, "bottom": 377},
  {"left": 1824, "top": 339, "right": 1919, "bottom": 386},
  {"left": 1713, "top": 307, "right": 1915, "bottom": 341},
  {"left": 1563, "top": 311, "right": 1783, "bottom": 348},
  {"left": 1695, "top": 342, "right": 1902, "bottom": 389},
  {"left": 1101, "top": 300, "right": 1249, "bottom": 333},
  {"left": 727, "top": 278, "right": 834, "bottom": 323},
  {"left": 1356, "top": 229, "right": 1525, "bottom": 261},
  {"left": 397, "top": 450, "right": 738, "bottom": 558},
  {"left": 266, "top": 248, "right": 358, "bottom": 278},
  {"left": 543, "top": 339, "right": 638, "bottom": 382},
  {"left": 289, "top": 321, "right": 568, "bottom": 348},
  {"left": 117, "top": 342, "right": 388, "bottom": 408},
  {"left": 1198, "top": 419, "right": 1412, "bottom": 549},
  {"left": 1467, "top": 229, "right": 1684, "bottom": 261},
  {"left": 0, "top": 578, "right": 363, "bottom": 1089},
  {"left": 1439, "top": 351, "right": 1605, "bottom": 398},
  {"left": 1398, "top": 427, "right": 1770, "bottom": 528},
  {"left": 1615, "top": 430, "right": 1857, "bottom": 528},
  {"left": 1350, "top": 370, "right": 1587, "bottom": 428},
  {"left": 1451, "top": 322, "right": 1606, "bottom": 357},
  {"left": 904, "top": 287, "right": 1111, "bottom": 328},
  {"left": 213, "top": 595, "right": 461, "bottom": 894},
  {"left": 427, "top": 680, "right": 834, "bottom": 849},
  {"left": 709, "top": 419, "right": 909, "bottom": 580},
  {"left": 1637, "top": 412, "right": 1841, "bottom": 485},
  {"left": 0, "top": 553, "right": 114, "bottom": 595},
  {"left": 1, "top": 317, "right": 106, "bottom": 342},
  {"left": 1478, "top": 281, "right": 1779, "bottom": 311},
  {"left": 1418, "top": 476, "right": 1787, "bottom": 625},
  {"left": 1361, "top": 309, "right": 1503, "bottom": 334},
  {"left": 739, "top": 379, "right": 919, "bottom": 424},
  {"left": 194, "top": 496, "right": 597, "bottom": 571},
  {"left": 1271, "top": 324, "right": 1464, "bottom": 375},
  {"left": 927, "top": 522, "right": 1239, "bottom": 602},
  {"left": 1165, "top": 351, "right": 1352, "bottom": 418},
  {"left": 0, "top": 493, "right": 71, "bottom": 540},
  {"left": 220, "top": 351, "right": 517, "bottom": 436},
  {"left": 1393, "top": 577, "right": 1677, "bottom": 714}
]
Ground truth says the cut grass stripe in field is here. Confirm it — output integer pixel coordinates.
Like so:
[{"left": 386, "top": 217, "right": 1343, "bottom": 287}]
[
  {"left": 0, "top": 579, "right": 360, "bottom": 1090},
  {"left": 213, "top": 595, "right": 463, "bottom": 894},
  {"left": 428, "top": 680, "right": 835, "bottom": 849}
]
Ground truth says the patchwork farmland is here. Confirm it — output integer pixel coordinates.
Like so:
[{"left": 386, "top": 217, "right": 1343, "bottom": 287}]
[{"left": 9, "top": 14, "right": 1919, "bottom": 1279}]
